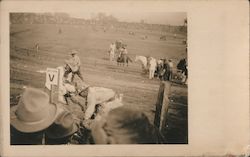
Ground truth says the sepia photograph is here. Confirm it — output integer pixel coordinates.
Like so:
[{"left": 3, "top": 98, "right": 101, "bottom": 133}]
[
  {"left": 1, "top": 1, "right": 249, "bottom": 156},
  {"left": 9, "top": 12, "right": 188, "bottom": 145}
]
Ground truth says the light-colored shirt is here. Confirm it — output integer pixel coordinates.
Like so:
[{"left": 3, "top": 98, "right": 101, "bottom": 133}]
[
  {"left": 71, "top": 55, "right": 81, "bottom": 67},
  {"left": 149, "top": 58, "right": 157, "bottom": 70},
  {"left": 67, "top": 55, "right": 81, "bottom": 72},
  {"left": 109, "top": 44, "right": 116, "bottom": 56},
  {"left": 110, "top": 44, "right": 116, "bottom": 52},
  {"left": 123, "top": 49, "right": 128, "bottom": 55},
  {"left": 168, "top": 62, "right": 174, "bottom": 69}
]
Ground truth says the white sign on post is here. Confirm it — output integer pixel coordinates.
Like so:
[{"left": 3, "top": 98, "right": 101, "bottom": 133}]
[{"left": 45, "top": 68, "right": 59, "bottom": 90}]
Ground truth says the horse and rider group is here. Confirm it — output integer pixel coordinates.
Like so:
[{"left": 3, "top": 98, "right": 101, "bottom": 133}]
[
  {"left": 108, "top": 40, "right": 188, "bottom": 84},
  {"left": 108, "top": 40, "right": 132, "bottom": 66}
]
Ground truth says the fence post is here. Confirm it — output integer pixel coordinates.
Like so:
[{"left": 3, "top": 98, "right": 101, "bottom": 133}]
[
  {"left": 154, "top": 81, "right": 171, "bottom": 130},
  {"left": 50, "top": 85, "right": 59, "bottom": 104}
]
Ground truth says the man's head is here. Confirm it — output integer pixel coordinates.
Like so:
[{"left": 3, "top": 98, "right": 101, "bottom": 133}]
[
  {"left": 45, "top": 110, "right": 78, "bottom": 144},
  {"left": 70, "top": 50, "right": 78, "bottom": 56},
  {"left": 10, "top": 87, "right": 59, "bottom": 144},
  {"left": 91, "top": 107, "right": 161, "bottom": 144}
]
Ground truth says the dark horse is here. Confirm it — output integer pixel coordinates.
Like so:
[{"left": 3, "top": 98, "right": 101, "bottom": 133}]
[{"left": 117, "top": 54, "right": 133, "bottom": 66}]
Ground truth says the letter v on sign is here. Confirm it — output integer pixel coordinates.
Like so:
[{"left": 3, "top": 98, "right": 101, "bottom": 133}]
[
  {"left": 46, "top": 68, "right": 59, "bottom": 87},
  {"left": 49, "top": 74, "right": 54, "bottom": 82}
]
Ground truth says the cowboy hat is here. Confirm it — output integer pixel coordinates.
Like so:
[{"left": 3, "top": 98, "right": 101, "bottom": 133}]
[
  {"left": 45, "top": 110, "right": 78, "bottom": 139},
  {"left": 10, "top": 88, "right": 58, "bottom": 133},
  {"left": 70, "top": 50, "right": 78, "bottom": 55}
]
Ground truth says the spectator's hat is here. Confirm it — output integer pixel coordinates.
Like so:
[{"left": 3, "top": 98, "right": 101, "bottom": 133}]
[
  {"left": 45, "top": 110, "right": 78, "bottom": 139},
  {"left": 10, "top": 88, "right": 58, "bottom": 133}
]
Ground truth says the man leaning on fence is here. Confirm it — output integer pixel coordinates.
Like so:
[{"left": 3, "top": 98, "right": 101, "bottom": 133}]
[{"left": 64, "top": 50, "right": 84, "bottom": 82}]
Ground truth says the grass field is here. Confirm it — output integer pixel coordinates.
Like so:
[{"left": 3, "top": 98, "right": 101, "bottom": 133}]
[{"left": 10, "top": 23, "right": 187, "bottom": 124}]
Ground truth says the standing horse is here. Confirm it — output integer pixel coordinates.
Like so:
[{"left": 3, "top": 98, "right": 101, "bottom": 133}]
[
  {"left": 135, "top": 55, "right": 148, "bottom": 73},
  {"left": 135, "top": 55, "right": 157, "bottom": 79}
]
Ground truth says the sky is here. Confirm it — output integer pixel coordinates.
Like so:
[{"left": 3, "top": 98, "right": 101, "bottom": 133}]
[{"left": 69, "top": 12, "right": 186, "bottom": 26}]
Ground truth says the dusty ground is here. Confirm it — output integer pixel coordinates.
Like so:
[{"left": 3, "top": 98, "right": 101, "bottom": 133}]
[{"left": 10, "top": 23, "right": 187, "bottom": 124}]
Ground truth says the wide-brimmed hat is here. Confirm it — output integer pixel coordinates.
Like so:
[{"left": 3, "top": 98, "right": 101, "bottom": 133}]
[
  {"left": 45, "top": 111, "right": 78, "bottom": 139},
  {"left": 10, "top": 88, "right": 58, "bottom": 133},
  {"left": 70, "top": 50, "right": 78, "bottom": 55}
]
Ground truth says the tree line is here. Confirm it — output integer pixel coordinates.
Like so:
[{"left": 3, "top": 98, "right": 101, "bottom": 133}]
[{"left": 10, "top": 13, "right": 187, "bottom": 34}]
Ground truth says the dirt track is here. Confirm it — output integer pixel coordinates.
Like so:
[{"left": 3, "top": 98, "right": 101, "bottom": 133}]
[{"left": 10, "top": 24, "right": 187, "bottom": 124}]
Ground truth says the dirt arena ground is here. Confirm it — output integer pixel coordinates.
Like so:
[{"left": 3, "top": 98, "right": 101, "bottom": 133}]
[{"left": 10, "top": 23, "right": 187, "bottom": 124}]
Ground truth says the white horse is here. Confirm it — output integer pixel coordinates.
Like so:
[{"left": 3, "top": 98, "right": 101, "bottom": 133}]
[
  {"left": 135, "top": 55, "right": 148, "bottom": 73},
  {"left": 135, "top": 55, "right": 157, "bottom": 79}
]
